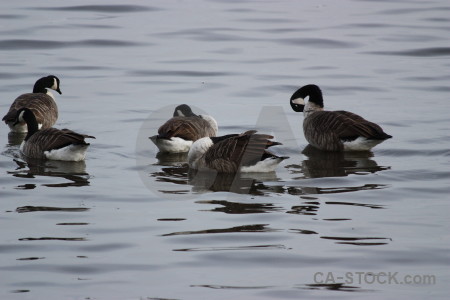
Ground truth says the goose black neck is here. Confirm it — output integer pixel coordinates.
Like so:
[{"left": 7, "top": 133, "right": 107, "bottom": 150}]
[
  {"left": 292, "top": 84, "right": 324, "bottom": 108},
  {"left": 22, "top": 110, "right": 39, "bottom": 141},
  {"left": 307, "top": 85, "right": 324, "bottom": 107},
  {"left": 32, "top": 77, "right": 49, "bottom": 94}
]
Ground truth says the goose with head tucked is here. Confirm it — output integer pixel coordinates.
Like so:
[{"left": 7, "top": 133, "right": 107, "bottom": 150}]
[
  {"left": 290, "top": 84, "right": 392, "bottom": 151},
  {"left": 150, "top": 104, "right": 218, "bottom": 153},
  {"left": 188, "top": 130, "right": 288, "bottom": 173},
  {"left": 14, "top": 108, "right": 94, "bottom": 161},
  {"left": 3, "top": 75, "right": 62, "bottom": 133}
]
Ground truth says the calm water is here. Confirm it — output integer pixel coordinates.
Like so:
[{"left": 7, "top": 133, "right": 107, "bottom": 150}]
[{"left": 1, "top": 0, "right": 450, "bottom": 299}]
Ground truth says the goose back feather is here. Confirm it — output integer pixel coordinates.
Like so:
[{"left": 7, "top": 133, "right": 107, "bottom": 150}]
[
  {"left": 21, "top": 128, "right": 94, "bottom": 161},
  {"left": 16, "top": 108, "right": 94, "bottom": 161},
  {"left": 150, "top": 104, "right": 218, "bottom": 153},
  {"left": 189, "top": 130, "right": 287, "bottom": 173},
  {"left": 3, "top": 75, "right": 62, "bottom": 132},
  {"left": 157, "top": 116, "right": 217, "bottom": 141},
  {"left": 290, "top": 84, "right": 392, "bottom": 151}
]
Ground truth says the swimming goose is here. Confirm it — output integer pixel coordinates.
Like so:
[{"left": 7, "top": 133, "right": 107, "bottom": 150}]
[
  {"left": 3, "top": 75, "right": 62, "bottom": 132},
  {"left": 150, "top": 104, "right": 218, "bottom": 153},
  {"left": 14, "top": 108, "right": 94, "bottom": 161},
  {"left": 188, "top": 130, "right": 288, "bottom": 173},
  {"left": 290, "top": 84, "right": 392, "bottom": 151}
]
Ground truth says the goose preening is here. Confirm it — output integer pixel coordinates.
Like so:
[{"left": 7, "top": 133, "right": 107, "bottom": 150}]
[
  {"left": 150, "top": 104, "right": 218, "bottom": 153},
  {"left": 188, "top": 130, "right": 288, "bottom": 173},
  {"left": 290, "top": 84, "right": 392, "bottom": 151},
  {"left": 14, "top": 108, "right": 94, "bottom": 161},
  {"left": 2, "top": 75, "right": 62, "bottom": 132}
]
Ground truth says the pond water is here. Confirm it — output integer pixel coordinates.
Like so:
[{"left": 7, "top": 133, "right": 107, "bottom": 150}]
[{"left": 1, "top": 0, "right": 449, "bottom": 299}]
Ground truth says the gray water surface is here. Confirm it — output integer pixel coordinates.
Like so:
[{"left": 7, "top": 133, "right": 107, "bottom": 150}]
[{"left": 1, "top": 0, "right": 450, "bottom": 299}]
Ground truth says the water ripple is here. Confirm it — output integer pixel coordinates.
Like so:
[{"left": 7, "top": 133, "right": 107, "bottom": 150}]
[
  {"left": 162, "top": 224, "right": 277, "bottom": 237},
  {"left": 31, "top": 5, "right": 159, "bottom": 13},
  {"left": 16, "top": 206, "right": 89, "bottom": 213},
  {"left": 278, "top": 38, "right": 361, "bottom": 48},
  {"left": 367, "top": 47, "right": 450, "bottom": 57},
  {"left": 130, "top": 69, "right": 236, "bottom": 77},
  {"left": 0, "top": 39, "right": 143, "bottom": 50},
  {"left": 0, "top": 14, "right": 25, "bottom": 19}
]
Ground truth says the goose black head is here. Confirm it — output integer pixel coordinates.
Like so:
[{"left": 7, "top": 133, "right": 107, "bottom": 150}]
[
  {"left": 33, "top": 75, "right": 62, "bottom": 94},
  {"left": 173, "top": 104, "right": 197, "bottom": 117},
  {"left": 290, "top": 84, "right": 324, "bottom": 112}
]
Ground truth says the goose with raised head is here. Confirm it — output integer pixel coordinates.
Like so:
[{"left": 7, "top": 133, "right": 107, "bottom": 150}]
[
  {"left": 290, "top": 84, "right": 392, "bottom": 151},
  {"left": 14, "top": 108, "right": 94, "bottom": 161},
  {"left": 188, "top": 130, "right": 288, "bottom": 173},
  {"left": 150, "top": 104, "right": 218, "bottom": 153},
  {"left": 3, "top": 75, "right": 62, "bottom": 132}
]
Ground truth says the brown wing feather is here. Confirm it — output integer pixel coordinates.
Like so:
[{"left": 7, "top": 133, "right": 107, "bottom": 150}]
[
  {"left": 307, "top": 111, "right": 388, "bottom": 138},
  {"left": 3, "top": 93, "right": 58, "bottom": 128},
  {"left": 304, "top": 111, "right": 391, "bottom": 151},
  {"left": 333, "top": 111, "right": 390, "bottom": 139},
  {"left": 23, "top": 128, "right": 95, "bottom": 158},
  {"left": 204, "top": 131, "right": 278, "bottom": 172},
  {"left": 158, "top": 116, "right": 215, "bottom": 141}
]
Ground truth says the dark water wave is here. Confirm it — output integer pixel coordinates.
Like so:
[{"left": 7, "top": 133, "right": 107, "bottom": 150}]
[
  {"left": 0, "top": 14, "right": 25, "bottom": 19},
  {"left": 379, "top": 7, "right": 450, "bottom": 15},
  {"left": 0, "top": 39, "right": 144, "bottom": 50},
  {"left": 16, "top": 206, "right": 89, "bottom": 213},
  {"left": 278, "top": 38, "right": 361, "bottom": 48},
  {"left": 130, "top": 69, "right": 236, "bottom": 77},
  {"left": 30, "top": 5, "right": 159, "bottom": 13},
  {"left": 196, "top": 200, "right": 283, "bottom": 214},
  {"left": 367, "top": 47, "right": 450, "bottom": 57},
  {"left": 377, "top": 148, "right": 450, "bottom": 157},
  {"left": 162, "top": 224, "right": 277, "bottom": 237}
]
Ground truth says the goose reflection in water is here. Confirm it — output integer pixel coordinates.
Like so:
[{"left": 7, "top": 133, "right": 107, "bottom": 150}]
[
  {"left": 152, "top": 152, "right": 284, "bottom": 195},
  {"left": 7, "top": 131, "right": 27, "bottom": 146},
  {"left": 288, "top": 144, "right": 390, "bottom": 179},
  {"left": 9, "top": 158, "right": 90, "bottom": 188},
  {"left": 188, "top": 169, "right": 283, "bottom": 195},
  {"left": 155, "top": 151, "right": 188, "bottom": 166}
]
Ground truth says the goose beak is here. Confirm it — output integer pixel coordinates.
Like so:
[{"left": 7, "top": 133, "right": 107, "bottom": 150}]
[{"left": 56, "top": 88, "right": 62, "bottom": 95}]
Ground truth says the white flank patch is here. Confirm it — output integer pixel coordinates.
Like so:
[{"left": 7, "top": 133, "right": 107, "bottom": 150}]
[
  {"left": 188, "top": 137, "right": 213, "bottom": 168},
  {"left": 44, "top": 144, "right": 89, "bottom": 161},
  {"left": 150, "top": 136, "right": 193, "bottom": 153},
  {"left": 342, "top": 137, "right": 384, "bottom": 151},
  {"left": 240, "top": 157, "right": 285, "bottom": 173},
  {"left": 291, "top": 97, "right": 305, "bottom": 105}
]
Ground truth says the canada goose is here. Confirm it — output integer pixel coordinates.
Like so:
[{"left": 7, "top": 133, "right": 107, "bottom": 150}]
[
  {"left": 188, "top": 130, "right": 288, "bottom": 173},
  {"left": 3, "top": 75, "right": 62, "bottom": 132},
  {"left": 150, "top": 104, "right": 218, "bottom": 153},
  {"left": 290, "top": 84, "right": 392, "bottom": 151},
  {"left": 14, "top": 108, "right": 94, "bottom": 161}
]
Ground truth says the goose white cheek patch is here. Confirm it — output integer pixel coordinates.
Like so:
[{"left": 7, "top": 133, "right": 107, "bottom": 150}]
[
  {"left": 51, "top": 78, "right": 58, "bottom": 90},
  {"left": 292, "top": 98, "right": 305, "bottom": 105}
]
